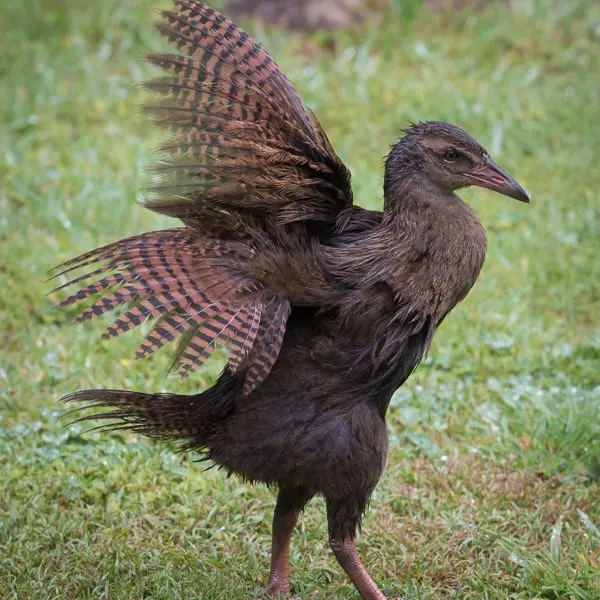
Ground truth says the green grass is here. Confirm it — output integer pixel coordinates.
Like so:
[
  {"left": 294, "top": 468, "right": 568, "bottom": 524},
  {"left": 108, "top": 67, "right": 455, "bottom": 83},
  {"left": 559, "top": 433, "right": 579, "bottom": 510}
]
[{"left": 1, "top": 0, "right": 599, "bottom": 598}]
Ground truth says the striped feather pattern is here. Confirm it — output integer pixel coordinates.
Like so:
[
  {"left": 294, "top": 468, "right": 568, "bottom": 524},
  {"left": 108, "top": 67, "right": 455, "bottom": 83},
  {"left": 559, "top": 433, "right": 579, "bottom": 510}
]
[
  {"left": 142, "top": 0, "right": 353, "bottom": 224},
  {"left": 54, "top": 1, "right": 355, "bottom": 394},
  {"left": 244, "top": 300, "right": 291, "bottom": 395},
  {"left": 51, "top": 229, "right": 290, "bottom": 391}
]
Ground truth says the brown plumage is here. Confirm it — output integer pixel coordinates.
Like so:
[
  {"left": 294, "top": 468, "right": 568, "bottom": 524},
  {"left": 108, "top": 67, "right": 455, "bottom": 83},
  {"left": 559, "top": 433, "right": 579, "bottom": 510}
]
[{"left": 52, "top": 2, "right": 529, "bottom": 598}]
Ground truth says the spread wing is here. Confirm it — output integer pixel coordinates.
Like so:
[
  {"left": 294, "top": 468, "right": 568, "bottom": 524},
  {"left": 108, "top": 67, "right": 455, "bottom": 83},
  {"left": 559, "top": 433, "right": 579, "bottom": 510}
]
[
  {"left": 52, "top": 0, "right": 356, "bottom": 395},
  {"left": 143, "top": 0, "right": 352, "bottom": 226}
]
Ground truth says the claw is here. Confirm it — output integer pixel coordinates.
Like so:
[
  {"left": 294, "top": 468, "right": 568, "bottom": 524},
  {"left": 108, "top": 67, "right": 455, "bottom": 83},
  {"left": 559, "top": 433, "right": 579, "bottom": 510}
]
[{"left": 258, "top": 582, "right": 291, "bottom": 598}]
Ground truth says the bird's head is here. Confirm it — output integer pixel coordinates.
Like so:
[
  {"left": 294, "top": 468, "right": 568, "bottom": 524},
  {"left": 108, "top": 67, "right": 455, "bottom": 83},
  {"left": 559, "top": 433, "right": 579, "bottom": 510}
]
[{"left": 384, "top": 121, "right": 529, "bottom": 206}]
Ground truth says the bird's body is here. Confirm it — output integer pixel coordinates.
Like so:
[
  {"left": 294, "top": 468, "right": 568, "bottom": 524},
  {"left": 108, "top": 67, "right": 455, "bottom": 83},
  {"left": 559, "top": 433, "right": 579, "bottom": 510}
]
[{"left": 53, "top": 2, "right": 528, "bottom": 598}]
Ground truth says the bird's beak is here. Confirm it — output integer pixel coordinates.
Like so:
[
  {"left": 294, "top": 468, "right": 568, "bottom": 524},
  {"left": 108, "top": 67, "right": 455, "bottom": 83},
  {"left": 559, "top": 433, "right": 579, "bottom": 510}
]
[{"left": 467, "top": 157, "right": 530, "bottom": 203}]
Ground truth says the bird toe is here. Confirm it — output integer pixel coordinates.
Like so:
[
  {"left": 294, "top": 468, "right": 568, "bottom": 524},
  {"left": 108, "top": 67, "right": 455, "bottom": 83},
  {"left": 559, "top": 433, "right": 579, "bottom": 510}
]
[{"left": 258, "top": 582, "right": 291, "bottom": 598}]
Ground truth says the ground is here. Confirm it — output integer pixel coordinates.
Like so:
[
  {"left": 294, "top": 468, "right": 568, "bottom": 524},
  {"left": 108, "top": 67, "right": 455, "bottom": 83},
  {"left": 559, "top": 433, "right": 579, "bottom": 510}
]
[{"left": 1, "top": 0, "right": 599, "bottom": 599}]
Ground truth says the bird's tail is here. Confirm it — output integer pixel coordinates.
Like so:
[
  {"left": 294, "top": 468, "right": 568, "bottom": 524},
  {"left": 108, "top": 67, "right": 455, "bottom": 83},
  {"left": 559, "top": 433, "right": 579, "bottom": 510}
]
[{"left": 63, "top": 372, "right": 237, "bottom": 450}]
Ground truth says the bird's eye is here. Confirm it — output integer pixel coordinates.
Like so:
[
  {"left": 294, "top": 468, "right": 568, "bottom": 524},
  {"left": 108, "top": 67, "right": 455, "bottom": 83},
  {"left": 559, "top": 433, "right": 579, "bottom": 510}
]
[{"left": 443, "top": 148, "right": 459, "bottom": 162}]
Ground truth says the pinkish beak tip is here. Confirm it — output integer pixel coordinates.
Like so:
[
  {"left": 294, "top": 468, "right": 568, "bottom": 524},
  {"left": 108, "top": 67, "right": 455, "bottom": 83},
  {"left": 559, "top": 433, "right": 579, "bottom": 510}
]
[{"left": 468, "top": 157, "right": 530, "bottom": 203}]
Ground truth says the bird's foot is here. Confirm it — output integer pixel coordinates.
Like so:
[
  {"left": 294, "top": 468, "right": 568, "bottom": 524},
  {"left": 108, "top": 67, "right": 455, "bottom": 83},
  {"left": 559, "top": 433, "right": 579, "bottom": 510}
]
[{"left": 258, "top": 581, "right": 291, "bottom": 598}]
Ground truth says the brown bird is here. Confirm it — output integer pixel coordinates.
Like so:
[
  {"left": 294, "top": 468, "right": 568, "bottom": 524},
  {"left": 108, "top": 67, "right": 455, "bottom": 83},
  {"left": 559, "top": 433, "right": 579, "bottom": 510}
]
[{"left": 52, "top": 1, "right": 529, "bottom": 598}]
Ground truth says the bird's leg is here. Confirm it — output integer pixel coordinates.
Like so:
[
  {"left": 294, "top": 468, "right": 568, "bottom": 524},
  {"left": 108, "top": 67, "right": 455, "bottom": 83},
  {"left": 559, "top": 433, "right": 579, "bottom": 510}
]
[
  {"left": 327, "top": 498, "right": 387, "bottom": 600},
  {"left": 259, "top": 486, "right": 313, "bottom": 598},
  {"left": 329, "top": 537, "right": 387, "bottom": 600}
]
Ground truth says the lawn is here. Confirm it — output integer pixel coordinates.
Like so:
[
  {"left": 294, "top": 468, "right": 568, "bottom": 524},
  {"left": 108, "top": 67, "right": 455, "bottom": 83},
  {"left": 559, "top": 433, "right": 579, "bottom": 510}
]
[{"left": 1, "top": 0, "right": 599, "bottom": 598}]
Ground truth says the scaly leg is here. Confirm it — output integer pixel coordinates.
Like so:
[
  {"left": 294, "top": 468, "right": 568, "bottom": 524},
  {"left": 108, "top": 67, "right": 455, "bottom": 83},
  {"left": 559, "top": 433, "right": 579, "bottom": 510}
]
[
  {"left": 259, "top": 486, "right": 313, "bottom": 598},
  {"left": 327, "top": 498, "right": 387, "bottom": 600}
]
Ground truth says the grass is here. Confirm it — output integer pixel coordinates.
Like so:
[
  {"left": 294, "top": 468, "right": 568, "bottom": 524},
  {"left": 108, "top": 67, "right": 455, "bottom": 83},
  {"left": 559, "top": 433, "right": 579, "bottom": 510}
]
[{"left": 1, "top": 0, "right": 599, "bottom": 598}]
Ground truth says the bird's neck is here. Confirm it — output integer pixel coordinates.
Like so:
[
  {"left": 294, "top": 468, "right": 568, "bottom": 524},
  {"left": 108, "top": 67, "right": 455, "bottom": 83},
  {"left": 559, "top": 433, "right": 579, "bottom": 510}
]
[
  {"left": 380, "top": 177, "right": 487, "bottom": 330},
  {"left": 379, "top": 167, "right": 487, "bottom": 318},
  {"left": 383, "top": 171, "right": 456, "bottom": 221},
  {"left": 381, "top": 175, "right": 485, "bottom": 263}
]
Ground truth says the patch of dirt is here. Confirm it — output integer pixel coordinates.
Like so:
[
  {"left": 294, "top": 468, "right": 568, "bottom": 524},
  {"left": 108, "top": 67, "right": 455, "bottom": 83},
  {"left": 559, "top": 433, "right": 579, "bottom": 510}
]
[
  {"left": 227, "top": 0, "right": 385, "bottom": 30},
  {"left": 227, "top": 0, "right": 511, "bottom": 30}
]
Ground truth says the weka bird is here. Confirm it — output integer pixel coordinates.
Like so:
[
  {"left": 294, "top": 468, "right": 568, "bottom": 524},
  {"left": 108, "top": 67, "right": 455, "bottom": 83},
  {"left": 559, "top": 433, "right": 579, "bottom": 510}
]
[{"left": 52, "top": 2, "right": 529, "bottom": 598}]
